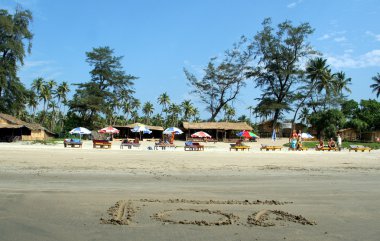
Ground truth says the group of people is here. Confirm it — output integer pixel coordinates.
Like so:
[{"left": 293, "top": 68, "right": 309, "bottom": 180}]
[
  {"left": 316, "top": 134, "right": 342, "bottom": 150},
  {"left": 289, "top": 130, "right": 342, "bottom": 151},
  {"left": 289, "top": 130, "right": 303, "bottom": 151}
]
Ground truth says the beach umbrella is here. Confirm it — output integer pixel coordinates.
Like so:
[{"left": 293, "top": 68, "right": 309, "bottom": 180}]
[
  {"left": 131, "top": 125, "right": 152, "bottom": 139},
  {"left": 191, "top": 131, "right": 211, "bottom": 138},
  {"left": 236, "top": 130, "right": 253, "bottom": 138},
  {"left": 98, "top": 126, "right": 120, "bottom": 134},
  {"left": 236, "top": 130, "right": 259, "bottom": 138},
  {"left": 69, "top": 127, "right": 91, "bottom": 139},
  {"left": 69, "top": 127, "right": 91, "bottom": 135},
  {"left": 131, "top": 125, "right": 151, "bottom": 133},
  {"left": 272, "top": 129, "right": 277, "bottom": 142},
  {"left": 163, "top": 127, "right": 183, "bottom": 135}
]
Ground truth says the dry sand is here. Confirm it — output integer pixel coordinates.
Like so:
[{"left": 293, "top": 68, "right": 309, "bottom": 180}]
[{"left": 0, "top": 139, "right": 379, "bottom": 241}]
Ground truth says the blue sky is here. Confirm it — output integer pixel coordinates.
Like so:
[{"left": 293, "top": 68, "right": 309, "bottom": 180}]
[{"left": 2, "top": 0, "right": 380, "bottom": 120}]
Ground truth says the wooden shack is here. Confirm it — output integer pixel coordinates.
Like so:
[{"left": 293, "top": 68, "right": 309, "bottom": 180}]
[
  {"left": 114, "top": 123, "right": 164, "bottom": 140},
  {"left": 182, "top": 122, "right": 253, "bottom": 142},
  {"left": 0, "top": 113, "right": 55, "bottom": 142},
  {"left": 338, "top": 128, "right": 358, "bottom": 141}
]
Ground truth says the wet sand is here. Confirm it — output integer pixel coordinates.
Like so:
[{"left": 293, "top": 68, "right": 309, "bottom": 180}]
[{"left": 0, "top": 141, "right": 379, "bottom": 240}]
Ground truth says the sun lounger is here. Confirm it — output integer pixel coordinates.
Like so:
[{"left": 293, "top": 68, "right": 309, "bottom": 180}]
[
  {"left": 349, "top": 145, "right": 372, "bottom": 152},
  {"left": 315, "top": 146, "right": 338, "bottom": 151},
  {"left": 184, "top": 142, "right": 204, "bottom": 151},
  {"left": 93, "top": 140, "right": 112, "bottom": 149},
  {"left": 154, "top": 142, "right": 176, "bottom": 150},
  {"left": 64, "top": 139, "right": 82, "bottom": 148},
  {"left": 260, "top": 144, "right": 282, "bottom": 151},
  {"left": 120, "top": 140, "right": 141, "bottom": 149},
  {"left": 230, "top": 143, "right": 250, "bottom": 151}
]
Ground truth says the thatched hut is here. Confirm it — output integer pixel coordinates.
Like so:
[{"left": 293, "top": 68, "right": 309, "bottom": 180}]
[
  {"left": 114, "top": 123, "right": 164, "bottom": 140},
  {"left": 0, "top": 113, "right": 55, "bottom": 142},
  {"left": 182, "top": 122, "right": 252, "bottom": 141},
  {"left": 338, "top": 128, "right": 358, "bottom": 141}
]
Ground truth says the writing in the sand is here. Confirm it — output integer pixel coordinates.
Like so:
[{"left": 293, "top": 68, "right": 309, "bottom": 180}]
[{"left": 100, "top": 199, "right": 316, "bottom": 227}]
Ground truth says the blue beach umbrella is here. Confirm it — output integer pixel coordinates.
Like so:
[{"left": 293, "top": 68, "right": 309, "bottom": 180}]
[
  {"left": 163, "top": 127, "right": 183, "bottom": 135},
  {"left": 69, "top": 127, "right": 91, "bottom": 139},
  {"left": 272, "top": 129, "right": 277, "bottom": 142}
]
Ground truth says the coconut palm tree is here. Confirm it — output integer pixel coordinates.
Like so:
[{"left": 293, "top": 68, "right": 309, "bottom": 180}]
[
  {"left": 332, "top": 71, "right": 351, "bottom": 95},
  {"left": 55, "top": 81, "right": 70, "bottom": 112},
  {"left": 298, "top": 107, "right": 310, "bottom": 125},
  {"left": 225, "top": 106, "right": 236, "bottom": 121},
  {"left": 181, "top": 99, "right": 195, "bottom": 121},
  {"left": 158, "top": 92, "right": 170, "bottom": 124},
  {"left": 142, "top": 101, "right": 154, "bottom": 124},
  {"left": 27, "top": 91, "right": 38, "bottom": 121},
  {"left": 306, "top": 57, "right": 333, "bottom": 95},
  {"left": 167, "top": 103, "right": 182, "bottom": 127},
  {"left": 370, "top": 73, "right": 380, "bottom": 98}
]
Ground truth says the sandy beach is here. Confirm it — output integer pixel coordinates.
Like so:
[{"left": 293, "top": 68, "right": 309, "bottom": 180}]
[{"left": 0, "top": 139, "right": 379, "bottom": 241}]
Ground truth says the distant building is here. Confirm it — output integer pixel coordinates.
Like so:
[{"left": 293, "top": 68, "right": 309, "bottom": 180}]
[
  {"left": 182, "top": 122, "right": 252, "bottom": 141},
  {"left": 338, "top": 128, "right": 358, "bottom": 141},
  {"left": 114, "top": 123, "right": 164, "bottom": 139},
  {"left": 257, "top": 120, "right": 306, "bottom": 138},
  {"left": 0, "top": 113, "right": 55, "bottom": 142}
]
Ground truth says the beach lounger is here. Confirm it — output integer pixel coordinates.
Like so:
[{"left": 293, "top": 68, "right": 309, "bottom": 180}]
[
  {"left": 260, "top": 144, "right": 282, "bottom": 151},
  {"left": 64, "top": 139, "right": 82, "bottom": 148},
  {"left": 184, "top": 142, "right": 204, "bottom": 151},
  {"left": 349, "top": 145, "right": 371, "bottom": 152},
  {"left": 120, "top": 140, "right": 141, "bottom": 149},
  {"left": 230, "top": 144, "right": 250, "bottom": 151},
  {"left": 154, "top": 143, "right": 176, "bottom": 150},
  {"left": 93, "top": 140, "right": 112, "bottom": 149},
  {"left": 315, "top": 146, "right": 338, "bottom": 151}
]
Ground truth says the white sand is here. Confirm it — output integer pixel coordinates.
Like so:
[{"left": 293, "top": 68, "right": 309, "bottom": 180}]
[{"left": 0, "top": 140, "right": 379, "bottom": 241}]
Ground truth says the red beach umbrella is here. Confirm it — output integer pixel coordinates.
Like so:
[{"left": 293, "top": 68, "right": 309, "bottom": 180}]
[
  {"left": 191, "top": 131, "right": 212, "bottom": 138},
  {"left": 98, "top": 126, "right": 120, "bottom": 134}
]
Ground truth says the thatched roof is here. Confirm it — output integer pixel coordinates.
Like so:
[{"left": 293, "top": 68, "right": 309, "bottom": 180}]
[
  {"left": 182, "top": 122, "right": 253, "bottom": 131},
  {"left": 0, "top": 123, "right": 24, "bottom": 129},
  {"left": 115, "top": 123, "right": 164, "bottom": 131},
  {"left": 0, "top": 113, "right": 54, "bottom": 134}
]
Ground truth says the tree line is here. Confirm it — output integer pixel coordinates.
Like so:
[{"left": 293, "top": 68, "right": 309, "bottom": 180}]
[{"left": 1, "top": 7, "right": 379, "bottom": 138}]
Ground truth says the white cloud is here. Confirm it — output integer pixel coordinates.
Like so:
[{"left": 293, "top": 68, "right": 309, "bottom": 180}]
[
  {"left": 334, "top": 36, "right": 347, "bottom": 42},
  {"left": 287, "top": 0, "right": 303, "bottom": 8},
  {"left": 318, "top": 34, "right": 331, "bottom": 40},
  {"left": 19, "top": 59, "right": 63, "bottom": 84},
  {"left": 326, "top": 49, "right": 380, "bottom": 69},
  {"left": 365, "top": 31, "right": 380, "bottom": 41}
]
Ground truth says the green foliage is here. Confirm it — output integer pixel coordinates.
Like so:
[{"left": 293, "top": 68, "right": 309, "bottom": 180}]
[
  {"left": 370, "top": 73, "right": 380, "bottom": 98},
  {"left": 69, "top": 46, "right": 137, "bottom": 128},
  {"left": 0, "top": 7, "right": 33, "bottom": 116},
  {"left": 309, "top": 109, "right": 345, "bottom": 139},
  {"left": 356, "top": 99, "right": 380, "bottom": 130},
  {"left": 341, "top": 99, "right": 359, "bottom": 119},
  {"left": 248, "top": 18, "right": 315, "bottom": 129},
  {"left": 185, "top": 36, "right": 253, "bottom": 121},
  {"left": 283, "top": 141, "right": 380, "bottom": 150}
]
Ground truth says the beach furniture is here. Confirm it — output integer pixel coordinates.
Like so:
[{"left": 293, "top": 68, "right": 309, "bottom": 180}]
[
  {"left": 154, "top": 142, "right": 176, "bottom": 150},
  {"left": 230, "top": 143, "right": 250, "bottom": 151},
  {"left": 349, "top": 145, "right": 372, "bottom": 152},
  {"left": 93, "top": 140, "right": 112, "bottom": 149},
  {"left": 260, "top": 144, "right": 282, "bottom": 151},
  {"left": 120, "top": 140, "right": 141, "bottom": 149},
  {"left": 184, "top": 142, "right": 204, "bottom": 151},
  {"left": 64, "top": 139, "right": 83, "bottom": 148},
  {"left": 315, "top": 146, "right": 338, "bottom": 151}
]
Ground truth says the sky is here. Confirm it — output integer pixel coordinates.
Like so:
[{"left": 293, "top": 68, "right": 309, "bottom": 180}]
[{"left": 1, "top": 0, "right": 380, "bottom": 120}]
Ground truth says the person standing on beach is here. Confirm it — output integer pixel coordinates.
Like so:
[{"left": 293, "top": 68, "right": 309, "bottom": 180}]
[{"left": 337, "top": 134, "right": 342, "bottom": 151}]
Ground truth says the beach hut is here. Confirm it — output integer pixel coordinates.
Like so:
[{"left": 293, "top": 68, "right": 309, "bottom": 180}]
[
  {"left": 0, "top": 113, "right": 55, "bottom": 142},
  {"left": 182, "top": 122, "right": 252, "bottom": 142},
  {"left": 114, "top": 123, "right": 164, "bottom": 140}
]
